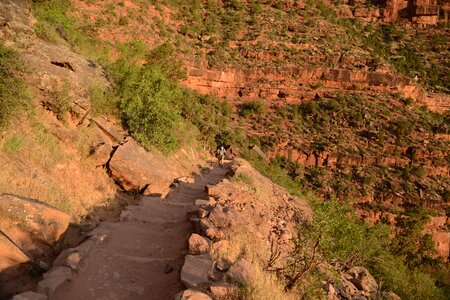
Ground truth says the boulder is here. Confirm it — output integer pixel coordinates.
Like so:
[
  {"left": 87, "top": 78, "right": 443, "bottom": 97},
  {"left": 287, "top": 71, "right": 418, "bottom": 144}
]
[
  {"left": 175, "top": 176, "right": 195, "bottom": 184},
  {"left": 12, "top": 291, "right": 47, "bottom": 300},
  {"left": 66, "top": 252, "right": 82, "bottom": 271},
  {"left": 227, "top": 258, "right": 255, "bottom": 284},
  {"left": 181, "top": 255, "right": 213, "bottom": 289},
  {"left": 89, "top": 142, "right": 113, "bottom": 166},
  {"left": 91, "top": 117, "right": 125, "bottom": 144},
  {"left": 210, "top": 283, "right": 237, "bottom": 298},
  {"left": 0, "top": 231, "right": 30, "bottom": 272},
  {"left": 382, "top": 291, "right": 401, "bottom": 300},
  {"left": 0, "top": 194, "right": 71, "bottom": 256},
  {"left": 200, "top": 219, "right": 224, "bottom": 240},
  {"left": 109, "top": 138, "right": 176, "bottom": 194},
  {"left": 188, "top": 234, "right": 211, "bottom": 255},
  {"left": 37, "top": 266, "right": 72, "bottom": 298},
  {"left": 347, "top": 266, "right": 378, "bottom": 294},
  {"left": 208, "top": 206, "right": 230, "bottom": 228},
  {"left": 175, "top": 289, "right": 212, "bottom": 300}
]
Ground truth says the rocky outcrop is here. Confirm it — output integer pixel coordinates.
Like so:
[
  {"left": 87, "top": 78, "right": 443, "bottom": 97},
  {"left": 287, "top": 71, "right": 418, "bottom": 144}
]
[
  {"left": 0, "top": 194, "right": 71, "bottom": 259},
  {"left": 109, "top": 137, "right": 179, "bottom": 196},
  {"left": 270, "top": 144, "right": 450, "bottom": 177},
  {"left": 0, "top": 0, "right": 35, "bottom": 45},
  {"left": 179, "top": 159, "right": 312, "bottom": 297},
  {"left": 323, "top": 265, "right": 388, "bottom": 300},
  {"left": 180, "top": 159, "right": 398, "bottom": 299},
  {"left": 183, "top": 61, "right": 448, "bottom": 112},
  {"left": 338, "top": 0, "right": 448, "bottom": 25},
  {"left": 0, "top": 195, "right": 71, "bottom": 298}
]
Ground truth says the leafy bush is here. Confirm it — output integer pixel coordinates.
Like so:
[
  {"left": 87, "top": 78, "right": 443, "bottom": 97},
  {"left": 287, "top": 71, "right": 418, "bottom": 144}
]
[
  {"left": 110, "top": 41, "right": 236, "bottom": 153},
  {"left": 117, "top": 63, "right": 182, "bottom": 153},
  {"left": 240, "top": 100, "right": 266, "bottom": 116},
  {"left": 0, "top": 43, "right": 28, "bottom": 130}
]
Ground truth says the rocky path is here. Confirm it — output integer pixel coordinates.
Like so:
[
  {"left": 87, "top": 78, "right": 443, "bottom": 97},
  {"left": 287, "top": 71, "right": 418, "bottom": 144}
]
[{"left": 52, "top": 165, "right": 229, "bottom": 300}]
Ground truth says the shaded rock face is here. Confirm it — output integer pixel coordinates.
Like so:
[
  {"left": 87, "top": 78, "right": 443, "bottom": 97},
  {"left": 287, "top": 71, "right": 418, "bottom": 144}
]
[
  {"left": 0, "top": 194, "right": 71, "bottom": 259},
  {"left": 0, "top": 232, "right": 30, "bottom": 273}
]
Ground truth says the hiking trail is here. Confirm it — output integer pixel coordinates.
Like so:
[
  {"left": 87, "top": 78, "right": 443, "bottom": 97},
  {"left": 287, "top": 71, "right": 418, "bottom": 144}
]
[{"left": 53, "top": 164, "right": 229, "bottom": 300}]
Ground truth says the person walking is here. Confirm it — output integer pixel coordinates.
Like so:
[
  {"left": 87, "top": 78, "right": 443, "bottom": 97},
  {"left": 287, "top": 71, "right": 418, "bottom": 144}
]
[{"left": 216, "top": 146, "right": 226, "bottom": 167}]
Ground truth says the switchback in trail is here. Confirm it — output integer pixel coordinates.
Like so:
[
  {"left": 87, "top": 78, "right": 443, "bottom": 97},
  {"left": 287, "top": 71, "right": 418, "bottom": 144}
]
[{"left": 51, "top": 164, "right": 229, "bottom": 300}]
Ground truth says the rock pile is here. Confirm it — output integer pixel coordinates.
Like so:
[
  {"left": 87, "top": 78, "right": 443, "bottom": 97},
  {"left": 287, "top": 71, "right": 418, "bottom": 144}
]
[
  {"left": 178, "top": 159, "right": 401, "bottom": 299},
  {"left": 178, "top": 158, "right": 312, "bottom": 298}
]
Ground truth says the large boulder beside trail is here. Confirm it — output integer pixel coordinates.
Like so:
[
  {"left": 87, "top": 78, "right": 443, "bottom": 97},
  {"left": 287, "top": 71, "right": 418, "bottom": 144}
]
[
  {"left": 0, "top": 194, "right": 71, "bottom": 258},
  {"left": 180, "top": 255, "right": 213, "bottom": 289},
  {"left": 0, "top": 231, "right": 30, "bottom": 272},
  {"left": 109, "top": 138, "right": 178, "bottom": 195}
]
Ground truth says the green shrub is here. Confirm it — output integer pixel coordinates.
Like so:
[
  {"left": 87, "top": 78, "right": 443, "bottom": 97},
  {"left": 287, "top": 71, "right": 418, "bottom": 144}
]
[
  {"left": 118, "top": 64, "right": 181, "bottom": 153},
  {"left": 50, "top": 80, "right": 72, "bottom": 121},
  {"left": 240, "top": 100, "right": 266, "bottom": 116},
  {"left": 89, "top": 82, "right": 118, "bottom": 116},
  {"left": 110, "top": 41, "right": 236, "bottom": 153},
  {"left": 2, "top": 134, "right": 25, "bottom": 154}
]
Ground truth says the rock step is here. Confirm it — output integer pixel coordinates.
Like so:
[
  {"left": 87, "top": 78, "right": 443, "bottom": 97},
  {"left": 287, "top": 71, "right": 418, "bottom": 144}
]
[{"left": 122, "top": 203, "right": 187, "bottom": 222}]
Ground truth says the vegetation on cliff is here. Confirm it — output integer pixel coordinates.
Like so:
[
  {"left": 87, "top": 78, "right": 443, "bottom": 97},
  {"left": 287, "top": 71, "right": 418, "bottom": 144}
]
[{"left": 0, "top": 43, "right": 28, "bottom": 129}]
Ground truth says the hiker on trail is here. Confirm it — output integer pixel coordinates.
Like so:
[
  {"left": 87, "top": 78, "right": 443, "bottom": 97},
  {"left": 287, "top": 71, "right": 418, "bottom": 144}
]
[{"left": 216, "top": 145, "right": 226, "bottom": 167}]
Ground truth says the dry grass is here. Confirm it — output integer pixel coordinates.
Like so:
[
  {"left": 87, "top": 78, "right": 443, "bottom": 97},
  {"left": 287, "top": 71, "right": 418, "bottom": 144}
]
[
  {"left": 0, "top": 115, "right": 116, "bottom": 221},
  {"left": 211, "top": 227, "right": 296, "bottom": 300}
]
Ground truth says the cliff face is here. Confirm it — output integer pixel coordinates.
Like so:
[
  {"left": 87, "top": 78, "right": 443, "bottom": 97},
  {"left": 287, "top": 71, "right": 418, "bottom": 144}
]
[
  {"left": 183, "top": 60, "right": 449, "bottom": 112},
  {"left": 338, "top": 0, "right": 448, "bottom": 25}
]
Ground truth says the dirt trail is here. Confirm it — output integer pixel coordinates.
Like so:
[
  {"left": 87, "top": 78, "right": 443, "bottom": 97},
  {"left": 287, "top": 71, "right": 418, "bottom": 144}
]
[{"left": 54, "top": 165, "right": 229, "bottom": 300}]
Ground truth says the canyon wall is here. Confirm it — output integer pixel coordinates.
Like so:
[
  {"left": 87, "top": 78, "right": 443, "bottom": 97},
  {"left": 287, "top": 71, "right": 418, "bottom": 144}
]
[
  {"left": 338, "top": 0, "right": 449, "bottom": 25},
  {"left": 183, "top": 61, "right": 450, "bottom": 112}
]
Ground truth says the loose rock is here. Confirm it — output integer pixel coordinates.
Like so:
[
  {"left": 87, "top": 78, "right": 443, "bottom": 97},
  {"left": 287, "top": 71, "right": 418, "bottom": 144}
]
[
  {"left": 12, "top": 291, "right": 47, "bottom": 300},
  {"left": 38, "top": 266, "right": 72, "bottom": 298},
  {"left": 227, "top": 258, "right": 255, "bottom": 284},
  {"left": 175, "top": 289, "right": 212, "bottom": 300},
  {"left": 188, "top": 233, "right": 211, "bottom": 255},
  {"left": 210, "top": 283, "right": 237, "bottom": 298},
  {"left": 181, "top": 255, "right": 213, "bottom": 289}
]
